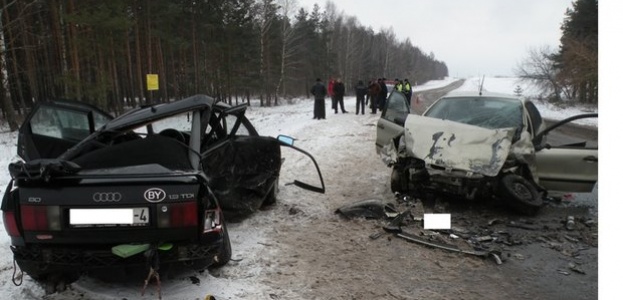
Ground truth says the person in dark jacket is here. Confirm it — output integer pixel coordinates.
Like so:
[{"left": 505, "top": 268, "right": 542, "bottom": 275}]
[
  {"left": 378, "top": 78, "right": 388, "bottom": 111},
  {"left": 310, "top": 78, "right": 327, "bottom": 119},
  {"left": 368, "top": 80, "right": 381, "bottom": 114},
  {"left": 333, "top": 78, "right": 347, "bottom": 113},
  {"left": 354, "top": 80, "right": 368, "bottom": 115}
]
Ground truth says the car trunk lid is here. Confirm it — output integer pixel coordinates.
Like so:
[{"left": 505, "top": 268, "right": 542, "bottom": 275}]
[{"left": 17, "top": 180, "right": 202, "bottom": 244}]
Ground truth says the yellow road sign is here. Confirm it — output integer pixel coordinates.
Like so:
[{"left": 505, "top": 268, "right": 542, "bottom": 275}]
[{"left": 146, "top": 74, "right": 159, "bottom": 91}]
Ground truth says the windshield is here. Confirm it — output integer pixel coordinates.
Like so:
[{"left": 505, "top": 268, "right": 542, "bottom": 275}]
[{"left": 424, "top": 97, "right": 523, "bottom": 130}]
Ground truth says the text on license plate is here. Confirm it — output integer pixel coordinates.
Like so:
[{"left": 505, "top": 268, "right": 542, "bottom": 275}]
[{"left": 70, "top": 208, "right": 149, "bottom": 225}]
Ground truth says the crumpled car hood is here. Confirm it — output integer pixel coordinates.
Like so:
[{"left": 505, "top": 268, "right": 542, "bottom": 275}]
[{"left": 403, "top": 115, "right": 515, "bottom": 177}]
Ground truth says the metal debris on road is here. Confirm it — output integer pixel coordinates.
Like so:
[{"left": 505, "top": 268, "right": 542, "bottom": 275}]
[
  {"left": 508, "top": 221, "right": 539, "bottom": 230},
  {"left": 568, "top": 263, "right": 586, "bottom": 274},
  {"left": 396, "top": 231, "right": 489, "bottom": 257},
  {"left": 566, "top": 216, "right": 576, "bottom": 230}
]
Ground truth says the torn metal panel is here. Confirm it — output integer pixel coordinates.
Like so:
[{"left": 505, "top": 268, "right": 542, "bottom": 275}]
[
  {"left": 508, "top": 130, "right": 539, "bottom": 183},
  {"left": 379, "top": 139, "right": 400, "bottom": 166},
  {"left": 203, "top": 136, "right": 281, "bottom": 219},
  {"left": 335, "top": 199, "right": 396, "bottom": 220},
  {"left": 403, "top": 115, "right": 514, "bottom": 177}
]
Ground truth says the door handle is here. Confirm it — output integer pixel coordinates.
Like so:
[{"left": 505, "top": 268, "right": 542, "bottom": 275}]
[
  {"left": 583, "top": 156, "right": 597, "bottom": 163},
  {"left": 378, "top": 124, "right": 385, "bottom": 129}
]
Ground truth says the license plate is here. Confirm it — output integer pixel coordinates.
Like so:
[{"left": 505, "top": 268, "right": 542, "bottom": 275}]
[{"left": 70, "top": 208, "right": 149, "bottom": 226}]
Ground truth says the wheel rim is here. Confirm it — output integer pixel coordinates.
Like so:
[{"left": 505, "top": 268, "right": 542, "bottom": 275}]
[{"left": 513, "top": 182, "right": 533, "bottom": 201}]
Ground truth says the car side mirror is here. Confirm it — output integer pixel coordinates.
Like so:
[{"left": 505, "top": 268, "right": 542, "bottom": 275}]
[{"left": 277, "top": 135, "right": 295, "bottom": 146}]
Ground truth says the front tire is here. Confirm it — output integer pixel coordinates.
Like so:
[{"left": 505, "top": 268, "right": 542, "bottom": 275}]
[
  {"left": 498, "top": 174, "right": 542, "bottom": 215},
  {"left": 390, "top": 166, "right": 408, "bottom": 193}
]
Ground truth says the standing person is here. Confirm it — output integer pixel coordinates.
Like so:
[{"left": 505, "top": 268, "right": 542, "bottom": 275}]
[
  {"left": 354, "top": 80, "right": 368, "bottom": 115},
  {"left": 403, "top": 78, "right": 412, "bottom": 102},
  {"left": 328, "top": 78, "right": 336, "bottom": 112},
  {"left": 378, "top": 78, "right": 388, "bottom": 111},
  {"left": 368, "top": 80, "right": 381, "bottom": 114},
  {"left": 365, "top": 80, "right": 372, "bottom": 106},
  {"left": 394, "top": 78, "right": 403, "bottom": 93},
  {"left": 310, "top": 78, "right": 327, "bottom": 119},
  {"left": 333, "top": 78, "right": 347, "bottom": 113}
]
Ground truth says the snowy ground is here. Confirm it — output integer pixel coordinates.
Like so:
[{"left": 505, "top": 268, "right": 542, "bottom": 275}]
[{"left": 0, "top": 77, "right": 599, "bottom": 299}]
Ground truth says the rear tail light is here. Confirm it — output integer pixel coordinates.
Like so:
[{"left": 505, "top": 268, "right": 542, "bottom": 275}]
[
  {"left": 157, "top": 202, "right": 197, "bottom": 228},
  {"left": 203, "top": 209, "right": 222, "bottom": 233},
  {"left": 20, "top": 205, "right": 61, "bottom": 231},
  {"left": 3, "top": 211, "right": 20, "bottom": 237}
]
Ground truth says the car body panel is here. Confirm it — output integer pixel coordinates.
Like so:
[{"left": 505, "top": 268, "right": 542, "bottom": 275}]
[
  {"left": 403, "top": 115, "right": 515, "bottom": 177},
  {"left": 533, "top": 113, "right": 598, "bottom": 193},
  {"left": 535, "top": 147, "right": 598, "bottom": 192},
  {"left": 375, "top": 91, "right": 410, "bottom": 153},
  {"left": 202, "top": 135, "right": 282, "bottom": 220}
]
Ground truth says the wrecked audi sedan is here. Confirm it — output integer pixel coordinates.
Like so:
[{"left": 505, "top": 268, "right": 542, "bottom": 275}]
[
  {"left": 376, "top": 90, "right": 597, "bottom": 214},
  {"left": 2, "top": 95, "right": 324, "bottom": 290}
]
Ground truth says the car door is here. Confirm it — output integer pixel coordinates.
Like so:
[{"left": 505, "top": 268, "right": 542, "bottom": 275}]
[
  {"left": 375, "top": 91, "right": 410, "bottom": 153},
  {"left": 533, "top": 114, "right": 598, "bottom": 192},
  {"left": 18, "top": 100, "right": 113, "bottom": 162},
  {"left": 201, "top": 104, "right": 281, "bottom": 219}
]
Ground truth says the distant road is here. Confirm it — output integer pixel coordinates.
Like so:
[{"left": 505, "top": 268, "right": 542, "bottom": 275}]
[{"left": 410, "top": 79, "right": 465, "bottom": 115}]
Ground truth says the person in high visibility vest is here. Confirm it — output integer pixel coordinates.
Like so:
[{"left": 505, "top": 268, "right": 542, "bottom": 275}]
[
  {"left": 403, "top": 78, "right": 412, "bottom": 101},
  {"left": 394, "top": 78, "right": 403, "bottom": 93}
]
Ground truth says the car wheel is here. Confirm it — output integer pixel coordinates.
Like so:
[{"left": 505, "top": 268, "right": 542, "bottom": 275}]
[
  {"left": 211, "top": 219, "right": 232, "bottom": 268},
  {"left": 262, "top": 178, "right": 279, "bottom": 207},
  {"left": 390, "top": 166, "right": 407, "bottom": 194},
  {"left": 499, "top": 174, "right": 542, "bottom": 215}
]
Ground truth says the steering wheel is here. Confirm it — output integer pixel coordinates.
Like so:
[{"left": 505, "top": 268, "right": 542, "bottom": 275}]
[{"left": 159, "top": 128, "right": 186, "bottom": 143}]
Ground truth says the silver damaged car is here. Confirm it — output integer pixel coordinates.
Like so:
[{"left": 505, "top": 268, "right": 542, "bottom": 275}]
[{"left": 376, "top": 89, "right": 597, "bottom": 214}]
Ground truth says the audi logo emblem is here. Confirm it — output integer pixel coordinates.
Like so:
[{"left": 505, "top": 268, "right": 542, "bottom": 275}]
[{"left": 92, "top": 192, "right": 122, "bottom": 202}]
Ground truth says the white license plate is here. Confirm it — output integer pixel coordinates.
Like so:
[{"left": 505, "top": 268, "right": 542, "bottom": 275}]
[{"left": 70, "top": 208, "right": 149, "bottom": 226}]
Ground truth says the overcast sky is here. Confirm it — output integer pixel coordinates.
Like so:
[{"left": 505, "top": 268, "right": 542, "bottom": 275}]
[{"left": 294, "top": 0, "right": 578, "bottom": 78}]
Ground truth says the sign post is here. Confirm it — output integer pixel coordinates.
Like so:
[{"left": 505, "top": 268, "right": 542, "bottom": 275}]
[
  {"left": 146, "top": 74, "right": 158, "bottom": 104},
  {"left": 146, "top": 74, "right": 159, "bottom": 91}
]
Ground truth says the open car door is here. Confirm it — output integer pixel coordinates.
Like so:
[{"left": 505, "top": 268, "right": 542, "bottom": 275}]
[
  {"left": 533, "top": 114, "right": 598, "bottom": 193},
  {"left": 200, "top": 104, "right": 282, "bottom": 220},
  {"left": 375, "top": 91, "right": 411, "bottom": 153},
  {"left": 201, "top": 103, "right": 324, "bottom": 220},
  {"left": 17, "top": 100, "right": 113, "bottom": 162}
]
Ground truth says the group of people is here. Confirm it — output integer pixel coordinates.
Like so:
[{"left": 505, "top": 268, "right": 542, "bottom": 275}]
[
  {"left": 393, "top": 78, "right": 413, "bottom": 102},
  {"left": 310, "top": 77, "right": 413, "bottom": 119}
]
